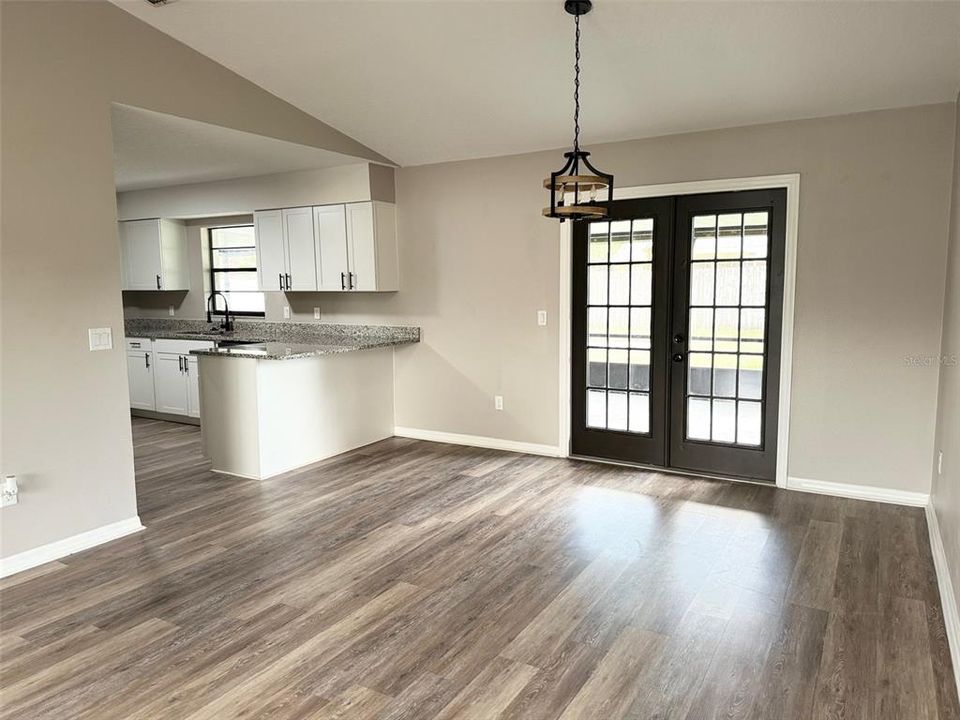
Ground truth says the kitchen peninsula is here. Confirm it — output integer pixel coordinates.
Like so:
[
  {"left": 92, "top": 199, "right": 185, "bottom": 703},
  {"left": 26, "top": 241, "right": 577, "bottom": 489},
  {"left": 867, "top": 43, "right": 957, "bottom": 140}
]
[{"left": 125, "top": 319, "right": 419, "bottom": 480}]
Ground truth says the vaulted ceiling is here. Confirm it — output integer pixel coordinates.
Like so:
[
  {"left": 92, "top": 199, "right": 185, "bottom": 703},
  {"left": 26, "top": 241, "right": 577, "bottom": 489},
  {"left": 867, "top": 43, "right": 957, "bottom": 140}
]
[{"left": 115, "top": 0, "right": 960, "bottom": 167}]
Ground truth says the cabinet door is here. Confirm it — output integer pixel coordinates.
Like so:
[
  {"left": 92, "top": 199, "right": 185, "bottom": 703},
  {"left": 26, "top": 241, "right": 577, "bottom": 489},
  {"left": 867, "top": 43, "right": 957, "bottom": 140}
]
[
  {"left": 127, "top": 351, "right": 156, "bottom": 410},
  {"left": 315, "top": 205, "right": 349, "bottom": 291},
  {"left": 154, "top": 352, "right": 189, "bottom": 415},
  {"left": 255, "top": 210, "right": 286, "bottom": 291},
  {"left": 120, "top": 219, "right": 163, "bottom": 290},
  {"left": 159, "top": 220, "right": 190, "bottom": 291},
  {"left": 282, "top": 207, "right": 318, "bottom": 291},
  {"left": 185, "top": 356, "right": 201, "bottom": 418},
  {"left": 346, "top": 202, "right": 377, "bottom": 291}
]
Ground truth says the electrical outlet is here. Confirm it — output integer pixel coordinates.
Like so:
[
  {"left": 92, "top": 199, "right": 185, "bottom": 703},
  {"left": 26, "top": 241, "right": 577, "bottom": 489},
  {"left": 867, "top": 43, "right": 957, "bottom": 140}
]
[
  {"left": 313, "top": 307, "right": 321, "bottom": 320},
  {"left": 537, "top": 310, "right": 548, "bottom": 326},
  {"left": 495, "top": 395, "right": 504, "bottom": 411},
  {"left": 283, "top": 306, "right": 291, "bottom": 320},
  {"left": 168, "top": 305, "right": 175, "bottom": 317},
  {"left": 1, "top": 475, "right": 18, "bottom": 508},
  {"left": 938, "top": 450, "right": 943, "bottom": 475}
]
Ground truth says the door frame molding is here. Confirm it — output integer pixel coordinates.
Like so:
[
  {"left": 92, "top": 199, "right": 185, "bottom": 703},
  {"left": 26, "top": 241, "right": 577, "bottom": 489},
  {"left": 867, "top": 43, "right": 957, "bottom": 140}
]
[{"left": 558, "top": 173, "right": 801, "bottom": 488}]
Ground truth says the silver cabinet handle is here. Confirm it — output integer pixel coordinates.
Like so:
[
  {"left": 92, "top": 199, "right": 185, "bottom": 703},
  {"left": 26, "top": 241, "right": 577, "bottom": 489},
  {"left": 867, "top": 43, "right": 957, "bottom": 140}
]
[
  {"left": 340, "top": 272, "right": 346, "bottom": 290},
  {"left": 348, "top": 272, "right": 354, "bottom": 290},
  {"left": 156, "top": 274, "right": 162, "bottom": 290},
  {"left": 145, "top": 352, "right": 150, "bottom": 369},
  {"left": 285, "top": 273, "right": 292, "bottom": 290},
  {"left": 182, "top": 356, "right": 188, "bottom": 374},
  {"left": 279, "top": 273, "right": 284, "bottom": 290},
  {"left": 178, "top": 355, "right": 183, "bottom": 372}
]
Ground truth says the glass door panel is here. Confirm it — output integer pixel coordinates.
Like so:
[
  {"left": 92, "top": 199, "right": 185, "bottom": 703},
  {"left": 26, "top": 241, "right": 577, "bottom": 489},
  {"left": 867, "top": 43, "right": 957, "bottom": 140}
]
[
  {"left": 669, "top": 189, "right": 786, "bottom": 481},
  {"left": 571, "top": 197, "right": 673, "bottom": 466},
  {"left": 572, "top": 188, "right": 786, "bottom": 483}
]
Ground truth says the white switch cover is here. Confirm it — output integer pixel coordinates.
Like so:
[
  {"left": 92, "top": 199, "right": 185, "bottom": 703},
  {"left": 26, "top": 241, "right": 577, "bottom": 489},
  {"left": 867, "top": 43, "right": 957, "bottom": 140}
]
[
  {"left": 495, "top": 395, "right": 504, "bottom": 411},
  {"left": 283, "top": 306, "right": 291, "bottom": 320},
  {"left": 88, "top": 327, "right": 113, "bottom": 351},
  {"left": 537, "top": 310, "right": 548, "bottom": 326},
  {"left": 168, "top": 305, "right": 175, "bottom": 317},
  {"left": 313, "top": 307, "right": 321, "bottom": 320},
  {"left": 938, "top": 450, "right": 943, "bottom": 475}
]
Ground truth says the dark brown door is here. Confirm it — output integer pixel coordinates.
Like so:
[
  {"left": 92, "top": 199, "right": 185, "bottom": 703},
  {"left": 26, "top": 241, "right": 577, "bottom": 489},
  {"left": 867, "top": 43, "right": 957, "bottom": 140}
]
[
  {"left": 571, "top": 197, "right": 674, "bottom": 466},
  {"left": 571, "top": 189, "right": 787, "bottom": 483}
]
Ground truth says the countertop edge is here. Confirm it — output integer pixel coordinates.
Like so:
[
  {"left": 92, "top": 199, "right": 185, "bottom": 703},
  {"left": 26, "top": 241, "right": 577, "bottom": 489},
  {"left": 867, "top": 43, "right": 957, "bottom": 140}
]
[{"left": 190, "top": 338, "right": 418, "bottom": 361}]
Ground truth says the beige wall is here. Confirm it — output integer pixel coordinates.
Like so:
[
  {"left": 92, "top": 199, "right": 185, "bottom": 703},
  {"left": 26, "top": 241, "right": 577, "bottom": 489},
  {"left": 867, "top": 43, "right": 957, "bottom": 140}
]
[
  {"left": 271, "top": 104, "right": 956, "bottom": 495},
  {"left": 932, "top": 92, "right": 960, "bottom": 610},
  {"left": 116, "top": 164, "right": 393, "bottom": 221},
  {"left": 0, "top": 1, "right": 387, "bottom": 559}
]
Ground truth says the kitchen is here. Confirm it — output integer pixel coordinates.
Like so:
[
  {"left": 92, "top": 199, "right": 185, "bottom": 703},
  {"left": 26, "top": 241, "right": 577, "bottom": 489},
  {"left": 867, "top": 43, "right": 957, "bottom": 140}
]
[{"left": 116, "top": 105, "right": 419, "bottom": 479}]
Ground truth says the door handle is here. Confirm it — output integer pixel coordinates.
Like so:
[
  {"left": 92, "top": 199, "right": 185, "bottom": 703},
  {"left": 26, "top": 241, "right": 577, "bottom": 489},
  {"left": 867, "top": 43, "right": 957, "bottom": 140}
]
[
  {"left": 156, "top": 274, "right": 161, "bottom": 290},
  {"left": 145, "top": 352, "right": 150, "bottom": 369},
  {"left": 672, "top": 353, "right": 685, "bottom": 363},
  {"left": 340, "top": 272, "right": 346, "bottom": 290}
]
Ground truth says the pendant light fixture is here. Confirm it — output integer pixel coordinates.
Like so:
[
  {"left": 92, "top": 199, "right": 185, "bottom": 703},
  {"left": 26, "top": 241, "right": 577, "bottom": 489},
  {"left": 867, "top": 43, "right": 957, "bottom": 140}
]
[{"left": 543, "top": 0, "right": 613, "bottom": 221}]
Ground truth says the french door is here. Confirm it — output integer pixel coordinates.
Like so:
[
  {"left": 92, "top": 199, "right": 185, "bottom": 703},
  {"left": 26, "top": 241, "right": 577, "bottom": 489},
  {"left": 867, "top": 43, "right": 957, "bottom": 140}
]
[{"left": 571, "top": 189, "right": 786, "bottom": 483}]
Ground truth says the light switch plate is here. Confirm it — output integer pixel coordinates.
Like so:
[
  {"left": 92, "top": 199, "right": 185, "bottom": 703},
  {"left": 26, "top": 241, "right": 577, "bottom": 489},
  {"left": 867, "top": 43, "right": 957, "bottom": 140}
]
[
  {"left": 495, "top": 395, "right": 504, "bottom": 411},
  {"left": 283, "top": 306, "right": 291, "bottom": 320},
  {"left": 168, "top": 305, "right": 175, "bottom": 317},
  {"left": 537, "top": 310, "right": 548, "bottom": 326},
  {"left": 313, "top": 307, "right": 321, "bottom": 320},
  {"left": 88, "top": 327, "right": 113, "bottom": 351}
]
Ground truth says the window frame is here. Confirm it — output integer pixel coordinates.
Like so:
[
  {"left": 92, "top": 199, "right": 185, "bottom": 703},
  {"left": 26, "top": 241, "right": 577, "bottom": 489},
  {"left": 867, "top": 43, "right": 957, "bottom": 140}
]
[{"left": 207, "top": 224, "right": 265, "bottom": 318}]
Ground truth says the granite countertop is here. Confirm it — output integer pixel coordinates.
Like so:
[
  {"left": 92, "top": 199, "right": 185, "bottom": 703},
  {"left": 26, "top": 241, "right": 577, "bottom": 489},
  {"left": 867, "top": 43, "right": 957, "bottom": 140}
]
[
  {"left": 192, "top": 338, "right": 411, "bottom": 360},
  {"left": 124, "top": 318, "right": 420, "bottom": 361}
]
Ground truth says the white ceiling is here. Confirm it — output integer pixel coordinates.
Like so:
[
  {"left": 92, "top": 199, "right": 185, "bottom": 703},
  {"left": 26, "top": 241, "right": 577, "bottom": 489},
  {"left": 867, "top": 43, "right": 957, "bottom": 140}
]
[
  {"left": 115, "top": 0, "right": 960, "bottom": 167},
  {"left": 111, "top": 104, "right": 368, "bottom": 191}
]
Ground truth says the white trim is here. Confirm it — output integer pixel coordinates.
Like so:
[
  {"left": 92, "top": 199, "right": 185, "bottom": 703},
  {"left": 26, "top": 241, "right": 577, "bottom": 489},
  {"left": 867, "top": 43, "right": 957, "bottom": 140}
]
[
  {"left": 0, "top": 516, "right": 144, "bottom": 579},
  {"left": 926, "top": 502, "right": 960, "bottom": 696},
  {"left": 786, "top": 475, "right": 929, "bottom": 506},
  {"left": 394, "top": 427, "right": 564, "bottom": 458},
  {"left": 558, "top": 174, "right": 801, "bottom": 489}
]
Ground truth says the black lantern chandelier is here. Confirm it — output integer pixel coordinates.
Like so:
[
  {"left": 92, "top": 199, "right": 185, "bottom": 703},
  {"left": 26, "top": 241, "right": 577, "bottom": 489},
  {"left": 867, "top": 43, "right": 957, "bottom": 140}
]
[{"left": 543, "top": 0, "right": 613, "bottom": 221}]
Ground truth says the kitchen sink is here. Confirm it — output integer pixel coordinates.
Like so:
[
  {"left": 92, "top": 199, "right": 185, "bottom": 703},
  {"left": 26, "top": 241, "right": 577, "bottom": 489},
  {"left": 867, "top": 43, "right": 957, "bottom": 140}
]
[{"left": 215, "top": 339, "right": 262, "bottom": 347}]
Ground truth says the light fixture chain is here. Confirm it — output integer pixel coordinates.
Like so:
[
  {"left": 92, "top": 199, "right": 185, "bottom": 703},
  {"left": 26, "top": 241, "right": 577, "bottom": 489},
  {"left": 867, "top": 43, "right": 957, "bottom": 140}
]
[{"left": 573, "top": 12, "right": 581, "bottom": 154}]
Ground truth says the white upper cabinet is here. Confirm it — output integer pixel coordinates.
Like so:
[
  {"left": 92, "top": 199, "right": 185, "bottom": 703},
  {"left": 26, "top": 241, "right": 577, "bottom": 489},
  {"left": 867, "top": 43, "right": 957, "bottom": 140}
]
[
  {"left": 282, "top": 207, "right": 318, "bottom": 291},
  {"left": 346, "top": 201, "right": 398, "bottom": 292},
  {"left": 256, "top": 202, "right": 398, "bottom": 293},
  {"left": 255, "top": 209, "right": 286, "bottom": 292},
  {"left": 255, "top": 207, "right": 318, "bottom": 291},
  {"left": 119, "top": 219, "right": 189, "bottom": 291},
  {"left": 315, "top": 204, "right": 350, "bottom": 291}
]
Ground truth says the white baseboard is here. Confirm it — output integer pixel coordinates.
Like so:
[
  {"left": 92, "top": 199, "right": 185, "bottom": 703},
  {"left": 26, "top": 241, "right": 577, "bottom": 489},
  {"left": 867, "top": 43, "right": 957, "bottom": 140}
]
[
  {"left": 393, "top": 427, "right": 564, "bottom": 458},
  {"left": 0, "top": 516, "right": 144, "bottom": 579},
  {"left": 926, "top": 503, "right": 960, "bottom": 696},
  {"left": 786, "top": 476, "right": 929, "bottom": 506}
]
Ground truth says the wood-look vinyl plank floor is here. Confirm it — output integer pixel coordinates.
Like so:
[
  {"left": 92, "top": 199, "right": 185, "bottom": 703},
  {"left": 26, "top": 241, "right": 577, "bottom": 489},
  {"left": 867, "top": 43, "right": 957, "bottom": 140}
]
[{"left": 0, "top": 417, "right": 957, "bottom": 719}]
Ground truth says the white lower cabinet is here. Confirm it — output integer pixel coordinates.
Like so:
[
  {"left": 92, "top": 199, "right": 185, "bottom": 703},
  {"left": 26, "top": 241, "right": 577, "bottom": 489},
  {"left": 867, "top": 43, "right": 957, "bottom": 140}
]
[
  {"left": 127, "top": 338, "right": 212, "bottom": 420},
  {"left": 126, "top": 338, "right": 155, "bottom": 411},
  {"left": 154, "top": 352, "right": 191, "bottom": 415}
]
